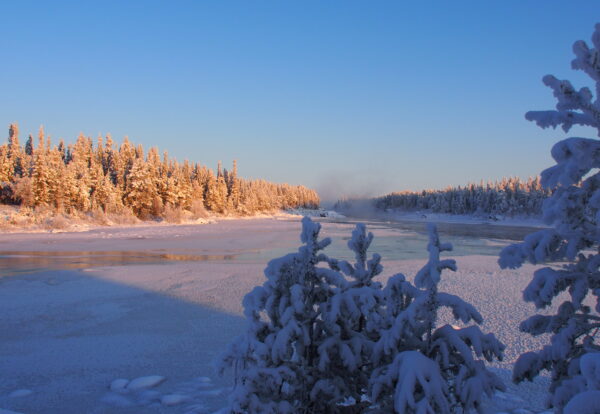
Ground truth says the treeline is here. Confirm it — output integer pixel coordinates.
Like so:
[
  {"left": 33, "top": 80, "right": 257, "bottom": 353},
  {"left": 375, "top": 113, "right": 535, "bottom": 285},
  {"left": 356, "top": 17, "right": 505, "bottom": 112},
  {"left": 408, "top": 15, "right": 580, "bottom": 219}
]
[
  {"left": 336, "top": 177, "right": 550, "bottom": 217},
  {"left": 0, "top": 124, "right": 319, "bottom": 219}
]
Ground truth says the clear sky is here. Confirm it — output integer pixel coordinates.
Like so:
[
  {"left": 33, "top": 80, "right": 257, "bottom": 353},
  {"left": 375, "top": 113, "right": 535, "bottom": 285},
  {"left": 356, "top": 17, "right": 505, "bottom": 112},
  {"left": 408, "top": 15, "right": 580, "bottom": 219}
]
[{"left": 2, "top": 1, "right": 599, "bottom": 202}]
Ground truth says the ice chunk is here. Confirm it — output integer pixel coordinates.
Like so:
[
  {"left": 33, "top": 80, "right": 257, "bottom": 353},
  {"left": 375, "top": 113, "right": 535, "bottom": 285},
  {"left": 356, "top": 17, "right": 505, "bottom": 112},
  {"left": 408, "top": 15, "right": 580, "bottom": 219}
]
[
  {"left": 8, "top": 389, "right": 32, "bottom": 398},
  {"left": 109, "top": 379, "right": 129, "bottom": 394},
  {"left": 161, "top": 394, "right": 189, "bottom": 406},
  {"left": 126, "top": 375, "right": 166, "bottom": 391}
]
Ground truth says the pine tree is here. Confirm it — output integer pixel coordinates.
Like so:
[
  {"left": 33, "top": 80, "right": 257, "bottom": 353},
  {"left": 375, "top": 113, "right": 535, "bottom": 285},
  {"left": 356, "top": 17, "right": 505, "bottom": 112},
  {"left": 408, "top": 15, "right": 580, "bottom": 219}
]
[{"left": 499, "top": 23, "right": 600, "bottom": 413}]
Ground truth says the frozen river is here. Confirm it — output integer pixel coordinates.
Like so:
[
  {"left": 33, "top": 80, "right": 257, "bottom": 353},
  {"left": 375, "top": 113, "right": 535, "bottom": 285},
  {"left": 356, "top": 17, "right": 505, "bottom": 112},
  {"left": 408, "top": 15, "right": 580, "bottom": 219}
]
[
  {"left": 0, "top": 216, "right": 552, "bottom": 414},
  {"left": 0, "top": 216, "right": 533, "bottom": 277}
]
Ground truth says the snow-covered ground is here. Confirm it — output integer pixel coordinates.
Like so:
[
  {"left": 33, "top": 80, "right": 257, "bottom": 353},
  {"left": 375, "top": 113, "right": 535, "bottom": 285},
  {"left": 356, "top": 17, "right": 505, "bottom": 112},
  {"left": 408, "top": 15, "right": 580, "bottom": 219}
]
[{"left": 0, "top": 217, "right": 555, "bottom": 413}]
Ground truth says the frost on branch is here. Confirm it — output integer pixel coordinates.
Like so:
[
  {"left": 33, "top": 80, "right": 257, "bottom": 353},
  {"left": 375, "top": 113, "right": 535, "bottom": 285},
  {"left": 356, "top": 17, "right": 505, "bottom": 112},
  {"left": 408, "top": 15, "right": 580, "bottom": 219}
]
[{"left": 499, "top": 23, "right": 600, "bottom": 412}]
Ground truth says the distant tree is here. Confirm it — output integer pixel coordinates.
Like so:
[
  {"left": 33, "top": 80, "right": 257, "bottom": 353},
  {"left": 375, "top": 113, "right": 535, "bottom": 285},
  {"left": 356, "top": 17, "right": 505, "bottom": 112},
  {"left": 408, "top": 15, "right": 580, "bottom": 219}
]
[
  {"left": 0, "top": 147, "right": 12, "bottom": 184},
  {"left": 499, "top": 23, "right": 600, "bottom": 412},
  {"left": 215, "top": 173, "right": 229, "bottom": 213},
  {"left": 31, "top": 136, "right": 50, "bottom": 206},
  {"left": 228, "top": 159, "right": 241, "bottom": 212},
  {"left": 7, "top": 123, "right": 25, "bottom": 178},
  {"left": 356, "top": 176, "right": 549, "bottom": 218},
  {"left": 124, "top": 158, "right": 158, "bottom": 218},
  {"left": 25, "top": 134, "right": 33, "bottom": 156},
  {"left": 118, "top": 137, "right": 136, "bottom": 191},
  {"left": 204, "top": 169, "right": 222, "bottom": 212},
  {"left": 46, "top": 146, "right": 67, "bottom": 211}
]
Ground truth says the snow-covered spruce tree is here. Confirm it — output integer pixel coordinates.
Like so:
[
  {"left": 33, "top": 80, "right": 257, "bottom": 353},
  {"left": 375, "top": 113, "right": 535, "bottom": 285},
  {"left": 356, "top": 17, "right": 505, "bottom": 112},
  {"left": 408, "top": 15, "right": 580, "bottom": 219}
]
[
  {"left": 371, "top": 224, "right": 505, "bottom": 413},
  {"left": 316, "top": 223, "right": 385, "bottom": 410},
  {"left": 498, "top": 23, "right": 600, "bottom": 412},
  {"left": 219, "top": 219, "right": 504, "bottom": 413},
  {"left": 217, "top": 217, "right": 346, "bottom": 413}
]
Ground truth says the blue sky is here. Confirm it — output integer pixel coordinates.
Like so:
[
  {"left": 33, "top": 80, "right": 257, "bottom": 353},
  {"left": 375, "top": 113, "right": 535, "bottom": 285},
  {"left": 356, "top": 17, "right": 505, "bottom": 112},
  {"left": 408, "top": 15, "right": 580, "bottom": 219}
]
[{"left": 2, "top": 1, "right": 599, "bottom": 202}]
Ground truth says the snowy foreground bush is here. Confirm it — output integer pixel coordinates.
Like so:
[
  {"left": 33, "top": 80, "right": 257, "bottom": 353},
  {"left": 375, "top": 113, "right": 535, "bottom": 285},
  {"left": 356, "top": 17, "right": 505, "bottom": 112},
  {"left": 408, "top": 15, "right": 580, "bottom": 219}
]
[
  {"left": 499, "top": 24, "right": 600, "bottom": 413},
  {"left": 218, "top": 217, "right": 505, "bottom": 413}
]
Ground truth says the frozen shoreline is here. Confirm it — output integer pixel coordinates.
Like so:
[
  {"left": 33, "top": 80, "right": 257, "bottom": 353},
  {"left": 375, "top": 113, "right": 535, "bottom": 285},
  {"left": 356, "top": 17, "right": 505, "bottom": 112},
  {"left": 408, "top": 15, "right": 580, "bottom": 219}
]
[
  {"left": 0, "top": 207, "right": 294, "bottom": 235},
  {"left": 334, "top": 208, "right": 547, "bottom": 229},
  {"left": 0, "top": 205, "right": 346, "bottom": 235}
]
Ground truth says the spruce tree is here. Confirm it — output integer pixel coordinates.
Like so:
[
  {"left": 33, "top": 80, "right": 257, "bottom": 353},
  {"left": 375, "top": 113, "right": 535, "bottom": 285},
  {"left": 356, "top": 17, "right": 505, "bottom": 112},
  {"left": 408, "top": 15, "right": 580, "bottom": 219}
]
[
  {"left": 124, "top": 158, "right": 159, "bottom": 218},
  {"left": 499, "top": 23, "right": 600, "bottom": 412},
  {"left": 218, "top": 217, "right": 343, "bottom": 413},
  {"left": 372, "top": 225, "right": 504, "bottom": 413},
  {"left": 32, "top": 137, "right": 50, "bottom": 206},
  {"left": 25, "top": 135, "right": 34, "bottom": 156},
  {"left": 228, "top": 159, "right": 241, "bottom": 212}
]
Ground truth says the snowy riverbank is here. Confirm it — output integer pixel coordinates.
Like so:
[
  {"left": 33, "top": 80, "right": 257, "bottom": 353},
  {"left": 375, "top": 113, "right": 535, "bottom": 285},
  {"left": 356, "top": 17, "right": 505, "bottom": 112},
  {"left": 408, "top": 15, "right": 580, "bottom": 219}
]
[
  {"left": 0, "top": 218, "right": 554, "bottom": 413},
  {"left": 0, "top": 204, "right": 347, "bottom": 235},
  {"left": 334, "top": 207, "right": 547, "bottom": 229}
]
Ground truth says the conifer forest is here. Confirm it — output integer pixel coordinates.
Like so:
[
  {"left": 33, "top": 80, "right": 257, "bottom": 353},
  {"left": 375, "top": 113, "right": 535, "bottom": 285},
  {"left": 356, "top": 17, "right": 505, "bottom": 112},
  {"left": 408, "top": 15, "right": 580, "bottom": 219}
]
[
  {"left": 0, "top": 124, "right": 319, "bottom": 219},
  {"left": 336, "top": 177, "right": 550, "bottom": 217}
]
